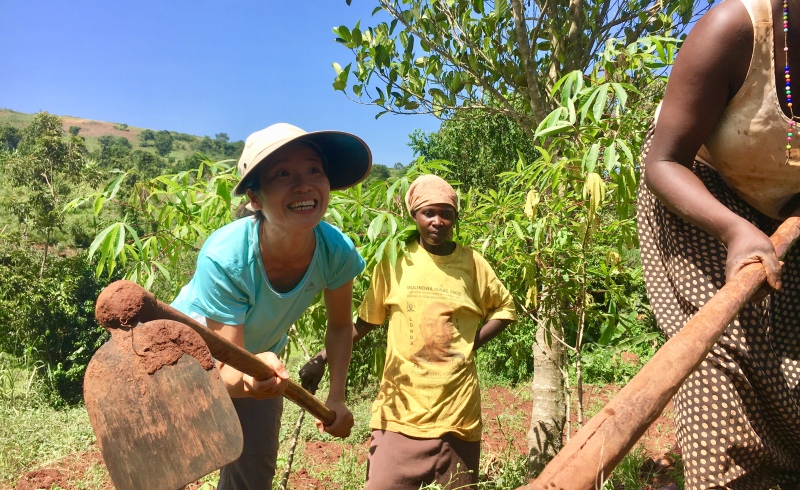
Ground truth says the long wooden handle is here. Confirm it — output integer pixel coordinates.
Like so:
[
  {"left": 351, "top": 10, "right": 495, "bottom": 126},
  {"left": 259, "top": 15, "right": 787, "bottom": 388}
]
[
  {"left": 522, "top": 216, "right": 800, "bottom": 490},
  {"left": 95, "top": 281, "right": 336, "bottom": 426}
]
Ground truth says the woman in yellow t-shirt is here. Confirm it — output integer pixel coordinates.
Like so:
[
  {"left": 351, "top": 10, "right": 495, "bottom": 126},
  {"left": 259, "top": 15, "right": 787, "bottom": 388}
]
[{"left": 301, "top": 174, "right": 516, "bottom": 489}]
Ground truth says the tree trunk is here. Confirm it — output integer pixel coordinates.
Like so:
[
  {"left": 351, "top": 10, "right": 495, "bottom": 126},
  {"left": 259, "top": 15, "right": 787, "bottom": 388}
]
[
  {"left": 40, "top": 228, "right": 50, "bottom": 277},
  {"left": 526, "top": 296, "right": 567, "bottom": 478}
]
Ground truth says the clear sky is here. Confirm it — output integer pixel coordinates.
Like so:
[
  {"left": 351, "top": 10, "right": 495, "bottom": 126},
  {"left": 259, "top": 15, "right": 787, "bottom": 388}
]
[{"left": 0, "top": 1, "right": 440, "bottom": 167}]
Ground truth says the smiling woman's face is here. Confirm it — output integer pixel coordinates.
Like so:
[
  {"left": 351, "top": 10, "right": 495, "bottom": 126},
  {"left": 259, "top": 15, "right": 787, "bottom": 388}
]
[{"left": 246, "top": 141, "right": 331, "bottom": 232}]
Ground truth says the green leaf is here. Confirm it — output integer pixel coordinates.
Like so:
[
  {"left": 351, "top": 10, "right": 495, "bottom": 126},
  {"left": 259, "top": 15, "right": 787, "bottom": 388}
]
[
  {"left": 534, "top": 119, "right": 572, "bottom": 139},
  {"left": 604, "top": 143, "right": 619, "bottom": 172},
  {"left": 88, "top": 223, "right": 116, "bottom": 259},
  {"left": 592, "top": 85, "right": 609, "bottom": 122},
  {"left": 367, "top": 214, "right": 386, "bottom": 241},
  {"left": 611, "top": 83, "right": 629, "bottom": 109},
  {"left": 333, "top": 63, "right": 351, "bottom": 91},
  {"left": 93, "top": 196, "right": 107, "bottom": 216},
  {"left": 582, "top": 143, "right": 601, "bottom": 173},
  {"left": 333, "top": 26, "right": 351, "bottom": 43}
]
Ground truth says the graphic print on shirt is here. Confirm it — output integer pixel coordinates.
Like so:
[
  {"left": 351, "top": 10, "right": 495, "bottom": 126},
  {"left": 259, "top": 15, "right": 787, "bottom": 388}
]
[{"left": 409, "top": 300, "right": 465, "bottom": 366}]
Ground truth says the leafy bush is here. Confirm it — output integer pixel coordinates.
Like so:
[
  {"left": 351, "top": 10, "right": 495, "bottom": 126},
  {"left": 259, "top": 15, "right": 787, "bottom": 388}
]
[
  {"left": 0, "top": 240, "right": 110, "bottom": 405},
  {"left": 475, "top": 319, "right": 534, "bottom": 386}
]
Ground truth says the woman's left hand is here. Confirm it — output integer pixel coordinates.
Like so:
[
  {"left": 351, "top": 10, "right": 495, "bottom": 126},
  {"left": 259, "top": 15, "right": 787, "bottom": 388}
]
[
  {"left": 242, "top": 351, "right": 290, "bottom": 399},
  {"left": 723, "top": 221, "right": 783, "bottom": 301},
  {"left": 315, "top": 399, "right": 354, "bottom": 438}
]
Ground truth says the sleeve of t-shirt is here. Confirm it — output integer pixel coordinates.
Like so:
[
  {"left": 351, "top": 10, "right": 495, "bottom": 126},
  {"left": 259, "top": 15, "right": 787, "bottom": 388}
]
[
  {"left": 325, "top": 230, "right": 366, "bottom": 291},
  {"left": 357, "top": 261, "right": 390, "bottom": 325},
  {"left": 477, "top": 255, "right": 517, "bottom": 322},
  {"left": 191, "top": 252, "right": 250, "bottom": 325}
]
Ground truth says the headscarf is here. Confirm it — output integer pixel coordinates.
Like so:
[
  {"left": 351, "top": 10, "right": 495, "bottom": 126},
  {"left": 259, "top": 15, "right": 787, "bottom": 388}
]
[{"left": 404, "top": 174, "right": 458, "bottom": 217}]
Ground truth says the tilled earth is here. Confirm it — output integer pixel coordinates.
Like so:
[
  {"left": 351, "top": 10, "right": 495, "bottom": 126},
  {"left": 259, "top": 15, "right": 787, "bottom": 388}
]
[{"left": 12, "top": 385, "right": 680, "bottom": 489}]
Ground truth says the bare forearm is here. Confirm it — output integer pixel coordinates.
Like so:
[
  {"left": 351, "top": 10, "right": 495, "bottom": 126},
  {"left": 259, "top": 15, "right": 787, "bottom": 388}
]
[
  {"left": 324, "top": 324, "right": 353, "bottom": 402},
  {"left": 218, "top": 363, "right": 248, "bottom": 398},
  {"left": 313, "top": 318, "right": 378, "bottom": 363},
  {"left": 644, "top": 160, "right": 755, "bottom": 244},
  {"left": 474, "top": 319, "right": 512, "bottom": 351}
]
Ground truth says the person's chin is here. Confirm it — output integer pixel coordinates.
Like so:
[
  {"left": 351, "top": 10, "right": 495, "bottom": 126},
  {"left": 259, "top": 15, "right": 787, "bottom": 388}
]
[{"left": 423, "top": 236, "right": 447, "bottom": 247}]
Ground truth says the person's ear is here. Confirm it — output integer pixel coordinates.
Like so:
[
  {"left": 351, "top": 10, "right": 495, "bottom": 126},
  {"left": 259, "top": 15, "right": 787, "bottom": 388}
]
[{"left": 246, "top": 188, "right": 264, "bottom": 211}]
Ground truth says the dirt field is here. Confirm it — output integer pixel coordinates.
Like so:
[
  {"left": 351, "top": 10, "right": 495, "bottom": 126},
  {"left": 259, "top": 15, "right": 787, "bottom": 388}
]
[{"left": 12, "top": 385, "right": 680, "bottom": 490}]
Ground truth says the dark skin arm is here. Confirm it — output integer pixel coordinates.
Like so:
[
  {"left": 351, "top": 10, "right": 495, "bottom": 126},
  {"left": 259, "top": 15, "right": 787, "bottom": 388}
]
[
  {"left": 300, "top": 317, "right": 380, "bottom": 393},
  {"left": 473, "top": 319, "right": 513, "bottom": 351},
  {"left": 299, "top": 317, "right": 513, "bottom": 391},
  {"left": 644, "top": 0, "right": 782, "bottom": 292}
]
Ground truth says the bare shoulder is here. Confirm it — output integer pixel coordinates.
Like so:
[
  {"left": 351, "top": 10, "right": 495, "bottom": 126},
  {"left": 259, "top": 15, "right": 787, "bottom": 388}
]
[
  {"left": 674, "top": 0, "right": 753, "bottom": 83},
  {"left": 648, "top": 0, "right": 757, "bottom": 166}
]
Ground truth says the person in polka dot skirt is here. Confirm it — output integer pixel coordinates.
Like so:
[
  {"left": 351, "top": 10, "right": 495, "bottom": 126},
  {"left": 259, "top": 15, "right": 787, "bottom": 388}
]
[{"left": 639, "top": 0, "right": 800, "bottom": 487}]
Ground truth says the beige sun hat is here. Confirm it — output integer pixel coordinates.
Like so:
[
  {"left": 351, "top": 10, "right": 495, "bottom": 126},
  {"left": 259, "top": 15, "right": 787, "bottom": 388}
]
[{"left": 234, "top": 123, "right": 373, "bottom": 195}]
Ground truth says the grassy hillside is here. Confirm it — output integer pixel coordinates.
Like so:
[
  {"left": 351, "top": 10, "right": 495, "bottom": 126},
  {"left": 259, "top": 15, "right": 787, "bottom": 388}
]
[{"left": 0, "top": 108, "right": 239, "bottom": 161}]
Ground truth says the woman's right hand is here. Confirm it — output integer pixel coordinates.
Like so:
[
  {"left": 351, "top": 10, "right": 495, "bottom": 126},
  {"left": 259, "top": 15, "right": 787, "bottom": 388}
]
[
  {"left": 723, "top": 221, "right": 782, "bottom": 298},
  {"left": 242, "top": 351, "right": 290, "bottom": 399}
]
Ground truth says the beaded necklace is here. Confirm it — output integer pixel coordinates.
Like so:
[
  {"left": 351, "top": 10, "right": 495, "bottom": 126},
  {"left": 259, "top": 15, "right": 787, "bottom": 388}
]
[{"left": 785, "top": 0, "right": 798, "bottom": 158}]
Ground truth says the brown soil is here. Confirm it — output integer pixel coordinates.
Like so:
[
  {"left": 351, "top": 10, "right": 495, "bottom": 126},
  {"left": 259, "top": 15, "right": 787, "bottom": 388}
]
[
  {"left": 10, "top": 385, "right": 680, "bottom": 490},
  {"left": 59, "top": 116, "right": 142, "bottom": 140}
]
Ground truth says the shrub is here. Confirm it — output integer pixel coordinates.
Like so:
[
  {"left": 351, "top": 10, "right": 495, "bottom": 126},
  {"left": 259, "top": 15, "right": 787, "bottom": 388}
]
[{"left": 0, "top": 241, "right": 110, "bottom": 405}]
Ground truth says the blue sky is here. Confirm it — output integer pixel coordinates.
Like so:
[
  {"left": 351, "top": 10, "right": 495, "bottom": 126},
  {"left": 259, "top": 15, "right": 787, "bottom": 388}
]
[{"left": 0, "top": 1, "right": 440, "bottom": 167}]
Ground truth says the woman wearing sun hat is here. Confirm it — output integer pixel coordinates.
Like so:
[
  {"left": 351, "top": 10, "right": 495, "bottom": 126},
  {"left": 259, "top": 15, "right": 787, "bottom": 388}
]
[{"left": 171, "top": 122, "right": 371, "bottom": 489}]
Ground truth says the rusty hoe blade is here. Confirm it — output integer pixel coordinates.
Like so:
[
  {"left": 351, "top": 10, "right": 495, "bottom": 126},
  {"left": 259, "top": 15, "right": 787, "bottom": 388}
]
[
  {"left": 95, "top": 280, "right": 336, "bottom": 426},
  {"left": 84, "top": 318, "right": 243, "bottom": 490}
]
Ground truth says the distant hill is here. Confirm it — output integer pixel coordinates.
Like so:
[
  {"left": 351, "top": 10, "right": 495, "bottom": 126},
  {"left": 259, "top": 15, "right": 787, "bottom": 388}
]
[{"left": 0, "top": 108, "right": 242, "bottom": 161}]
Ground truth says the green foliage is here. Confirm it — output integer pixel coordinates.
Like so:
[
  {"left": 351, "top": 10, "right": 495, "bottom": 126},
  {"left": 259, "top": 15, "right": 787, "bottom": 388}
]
[
  {"left": 0, "top": 125, "right": 22, "bottom": 151},
  {"left": 333, "top": 0, "right": 705, "bottom": 123},
  {"left": 365, "top": 163, "right": 391, "bottom": 182},
  {"left": 475, "top": 324, "right": 534, "bottom": 386},
  {"left": 409, "top": 109, "right": 540, "bottom": 191},
  {"left": 0, "top": 353, "right": 98, "bottom": 485},
  {"left": 0, "top": 240, "right": 110, "bottom": 405},
  {"left": 153, "top": 129, "right": 174, "bottom": 156},
  {"left": 2, "top": 112, "right": 99, "bottom": 271},
  {"left": 72, "top": 158, "right": 240, "bottom": 293}
]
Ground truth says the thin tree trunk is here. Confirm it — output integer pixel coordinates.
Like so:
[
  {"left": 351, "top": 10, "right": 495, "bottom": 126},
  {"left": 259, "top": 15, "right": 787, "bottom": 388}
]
[
  {"left": 526, "top": 292, "right": 567, "bottom": 478},
  {"left": 40, "top": 228, "right": 50, "bottom": 277}
]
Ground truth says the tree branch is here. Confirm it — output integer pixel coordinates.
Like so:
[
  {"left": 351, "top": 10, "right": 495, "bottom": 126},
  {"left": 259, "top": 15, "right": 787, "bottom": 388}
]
[{"left": 511, "top": 0, "right": 550, "bottom": 122}]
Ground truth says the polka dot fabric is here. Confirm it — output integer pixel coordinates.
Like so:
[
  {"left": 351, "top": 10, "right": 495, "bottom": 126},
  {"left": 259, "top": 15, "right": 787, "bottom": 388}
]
[{"left": 637, "top": 123, "right": 800, "bottom": 489}]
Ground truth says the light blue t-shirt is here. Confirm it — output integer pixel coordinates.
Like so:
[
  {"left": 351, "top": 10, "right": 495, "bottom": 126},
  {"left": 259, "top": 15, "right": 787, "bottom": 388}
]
[{"left": 171, "top": 216, "right": 365, "bottom": 354}]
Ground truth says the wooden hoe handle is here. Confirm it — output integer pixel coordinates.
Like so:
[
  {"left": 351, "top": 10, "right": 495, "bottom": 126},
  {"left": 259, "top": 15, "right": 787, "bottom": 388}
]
[
  {"left": 95, "top": 281, "right": 336, "bottom": 426},
  {"left": 523, "top": 215, "right": 800, "bottom": 490}
]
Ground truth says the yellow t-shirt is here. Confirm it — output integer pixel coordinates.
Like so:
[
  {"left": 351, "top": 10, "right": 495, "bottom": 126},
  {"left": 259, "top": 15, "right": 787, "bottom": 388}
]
[{"left": 358, "top": 240, "right": 517, "bottom": 441}]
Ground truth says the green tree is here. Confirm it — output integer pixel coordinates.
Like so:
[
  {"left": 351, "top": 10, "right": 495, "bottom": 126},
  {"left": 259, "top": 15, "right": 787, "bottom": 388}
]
[
  {"left": 153, "top": 130, "right": 173, "bottom": 156},
  {"left": 95, "top": 134, "right": 133, "bottom": 170},
  {"left": 0, "top": 240, "right": 110, "bottom": 405},
  {"left": 408, "top": 108, "right": 539, "bottom": 190},
  {"left": 214, "top": 132, "right": 230, "bottom": 151},
  {"left": 332, "top": 0, "right": 692, "bottom": 476},
  {"left": 130, "top": 149, "right": 168, "bottom": 179},
  {"left": 197, "top": 135, "right": 214, "bottom": 154},
  {"left": 4, "top": 112, "right": 93, "bottom": 274},
  {"left": 0, "top": 125, "right": 22, "bottom": 152},
  {"left": 366, "top": 163, "right": 391, "bottom": 182},
  {"left": 139, "top": 128, "right": 155, "bottom": 147}
]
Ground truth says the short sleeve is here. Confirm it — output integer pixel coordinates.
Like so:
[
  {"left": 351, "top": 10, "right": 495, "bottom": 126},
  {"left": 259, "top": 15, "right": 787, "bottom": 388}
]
[
  {"left": 357, "top": 261, "right": 390, "bottom": 325},
  {"left": 477, "top": 255, "right": 517, "bottom": 322},
  {"left": 191, "top": 253, "right": 250, "bottom": 325},
  {"left": 319, "top": 224, "right": 366, "bottom": 291},
  {"left": 327, "top": 244, "right": 366, "bottom": 291}
]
